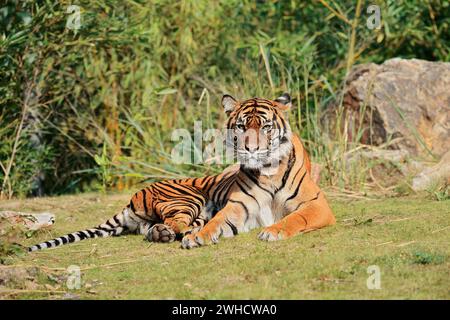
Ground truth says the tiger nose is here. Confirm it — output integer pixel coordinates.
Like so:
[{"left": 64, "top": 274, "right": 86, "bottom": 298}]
[{"left": 244, "top": 143, "right": 259, "bottom": 152}]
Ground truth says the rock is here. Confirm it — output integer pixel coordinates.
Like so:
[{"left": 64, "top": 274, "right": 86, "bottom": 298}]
[
  {"left": 412, "top": 150, "right": 450, "bottom": 191},
  {"left": 0, "top": 211, "right": 55, "bottom": 231},
  {"left": 356, "top": 149, "right": 409, "bottom": 163},
  {"left": 346, "top": 149, "right": 410, "bottom": 174},
  {"left": 322, "top": 58, "right": 450, "bottom": 159}
]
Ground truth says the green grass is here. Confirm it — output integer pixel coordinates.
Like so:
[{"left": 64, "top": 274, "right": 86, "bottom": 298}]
[{"left": 0, "top": 192, "right": 449, "bottom": 299}]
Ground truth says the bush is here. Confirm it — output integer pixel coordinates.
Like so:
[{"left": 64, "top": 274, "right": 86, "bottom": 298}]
[{"left": 0, "top": 0, "right": 448, "bottom": 197}]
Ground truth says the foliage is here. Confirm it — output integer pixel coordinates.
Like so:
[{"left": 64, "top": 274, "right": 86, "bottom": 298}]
[
  {"left": 0, "top": 217, "right": 27, "bottom": 263},
  {"left": 425, "top": 180, "right": 449, "bottom": 201},
  {"left": 412, "top": 250, "right": 446, "bottom": 265},
  {"left": 0, "top": 0, "right": 448, "bottom": 197}
]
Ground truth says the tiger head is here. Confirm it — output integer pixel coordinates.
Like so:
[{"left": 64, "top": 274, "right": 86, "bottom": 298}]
[{"left": 222, "top": 93, "right": 293, "bottom": 170}]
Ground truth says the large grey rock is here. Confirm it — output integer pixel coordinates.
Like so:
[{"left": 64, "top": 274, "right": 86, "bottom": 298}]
[
  {"left": 322, "top": 58, "right": 450, "bottom": 159},
  {"left": 412, "top": 150, "right": 450, "bottom": 191}
]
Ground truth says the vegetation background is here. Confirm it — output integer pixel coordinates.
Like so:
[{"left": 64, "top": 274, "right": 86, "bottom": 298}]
[
  {"left": 1, "top": 0, "right": 449, "bottom": 199},
  {"left": 0, "top": 1, "right": 449, "bottom": 300}
]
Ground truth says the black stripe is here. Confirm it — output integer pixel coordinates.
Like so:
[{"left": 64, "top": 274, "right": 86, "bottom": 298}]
[
  {"left": 200, "top": 175, "right": 213, "bottom": 188},
  {"left": 211, "top": 176, "right": 230, "bottom": 203},
  {"left": 220, "top": 180, "right": 237, "bottom": 208},
  {"left": 238, "top": 176, "right": 252, "bottom": 189},
  {"left": 106, "top": 220, "right": 116, "bottom": 228},
  {"left": 182, "top": 185, "right": 207, "bottom": 204},
  {"left": 289, "top": 154, "right": 306, "bottom": 188},
  {"left": 236, "top": 181, "right": 260, "bottom": 209},
  {"left": 241, "top": 168, "right": 273, "bottom": 197},
  {"left": 155, "top": 187, "right": 203, "bottom": 213},
  {"left": 61, "top": 236, "right": 68, "bottom": 244},
  {"left": 277, "top": 109, "right": 287, "bottom": 131},
  {"left": 255, "top": 104, "right": 270, "bottom": 111},
  {"left": 225, "top": 218, "right": 238, "bottom": 236},
  {"left": 294, "top": 192, "right": 321, "bottom": 211},
  {"left": 228, "top": 199, "right": 250, "bottom": 224},
  {"left": 142, "top": 189, "right": 149, "bottom": 214},
  {"left": 289, "top": 167, "right": 302, "bottom": 188},
  {"left": 86, "top": 230, "right": 96, "bottom": 238},
  {"left": 171, "top": 211, "right": 194, "bottom": 218},
  {"left": 214, "top": 176, "right": 236, "bottom": 207},
  {"left": 77, "top": 231, "right": 87, "bottom": 240},
  {"left": 277, "top": 150, "right": 295, "bottom": 192},
  {"left": 128, "top": 213, "right": 142, "bottom": 224},
  {"left": 286, "top": 171, "right": 307, "bottom": 201},
  {"left": 163, "top": 201, "right": 198, "bottom": 216},
  {"left": 203, "top": 176, "right": 218, "bottom": 197},
  {"left": 129, "top": 199, "right": 136, "bottom": 212},
  {"left": 158, "top": 182, "right": 205, "bottom": 204},
  {"left": 68, "top": 234, "right": 75, "bottom": 242},
  {"left": 272, "top": 113, "right": 280, "bottom": 131},
  {"left": 153, "top": 186, "right": 200, "bottom": 204}
]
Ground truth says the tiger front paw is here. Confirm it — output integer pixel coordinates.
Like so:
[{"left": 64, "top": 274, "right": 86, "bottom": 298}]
[
  {"left": 181, "top": 229, "right": 219, "bottom": 249},
  {"left": 257, "top": 225, "right": 287, "bottom": 242}
]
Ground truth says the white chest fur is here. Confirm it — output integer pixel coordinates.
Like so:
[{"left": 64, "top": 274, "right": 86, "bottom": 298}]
[
  {"left": 242, "top": 196, "right": 290, "bottom": 231},
  {"left": 256, "top": 206, "right": 275, "bottom": 227}
]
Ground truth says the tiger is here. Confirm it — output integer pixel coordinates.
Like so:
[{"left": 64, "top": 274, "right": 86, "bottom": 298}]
[{"left": 28, "top": 93, "right": 335, "bottom": 252}]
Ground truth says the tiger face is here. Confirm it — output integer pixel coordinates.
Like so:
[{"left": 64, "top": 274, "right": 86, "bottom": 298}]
[{"left": 222, "top": 93, "right": 293, "bottom": 170}]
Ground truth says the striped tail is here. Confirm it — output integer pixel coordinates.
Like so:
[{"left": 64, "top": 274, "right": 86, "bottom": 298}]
[{"left": 28, "top": 208, "right": 131, "bottom": 252}]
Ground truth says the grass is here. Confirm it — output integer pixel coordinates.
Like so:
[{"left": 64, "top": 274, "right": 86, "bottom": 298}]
[{"left": 0, "top": 192, "right": 449, "bottom": 299}]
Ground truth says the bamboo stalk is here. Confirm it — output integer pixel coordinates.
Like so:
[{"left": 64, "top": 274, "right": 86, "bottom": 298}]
[
  {"left": 346, "top": 0, "right": 363, "bottom": 75},
  {"left": 259, "top": 43, "right": 275, "bottom": 93},
  {"left": 317, "top": 0, "right": 352, "bottom": 25}
]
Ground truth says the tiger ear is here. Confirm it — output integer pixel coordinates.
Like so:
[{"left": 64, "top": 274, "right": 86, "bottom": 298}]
[
  {"left": 222, "top": 94, "right": 238, "bottom": 115},
  {"left": 274, "top": 93, "right": 292, "bottom": 110}
]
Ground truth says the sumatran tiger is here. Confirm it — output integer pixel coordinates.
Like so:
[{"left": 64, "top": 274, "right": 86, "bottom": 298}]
[{"left": 28, "top": 93, "right": 335, "bottom": 252}]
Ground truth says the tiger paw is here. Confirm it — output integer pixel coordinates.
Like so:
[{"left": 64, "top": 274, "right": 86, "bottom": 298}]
[
  {"left": 181, "top": 233, "right": 199, "bottom": 249},
  {"left": 146, "top": 224, "right": 176, "bottom": 243},
  {"left": 182, "top": 226, "right": 202, "bottom": 236},
  {"left": 175, "top": 226, "right": 202, "bottom": 241},
  {"left": 257, "top": 226, "right": 287, "bottom": 242},
  {"left": 181, "top": 231, "right": 219, "bottom": 249}
]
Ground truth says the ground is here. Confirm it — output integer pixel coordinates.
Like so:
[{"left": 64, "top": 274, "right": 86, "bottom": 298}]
[{"left": 0, "top": 192, "right": 449, "bottom": 299}]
